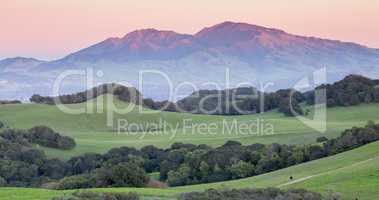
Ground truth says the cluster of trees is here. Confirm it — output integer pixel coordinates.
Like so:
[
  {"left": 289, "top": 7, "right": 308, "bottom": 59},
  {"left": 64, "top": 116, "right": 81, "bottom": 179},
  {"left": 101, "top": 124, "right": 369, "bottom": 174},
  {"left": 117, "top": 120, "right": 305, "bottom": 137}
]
[
  {"left": 0, "top": 126, "right": 76, "bottom": 150},
  {"left": 50, "top": 121, "right": 379, "bottom": 188},
  {"left": 29, "top": 84, "right": 305, "bottom": 117},
  {"left": 142, "top": 99, "right": 177, "bottom": 112},
  {"left": 0, "top": 137, "right": 67, "bottom": 186},
  {"left": 0, "top": 100, "right": 22, "bottom": 105},
  {"left": 159, "top": 121, "right": 379, "bottom": 186},
  {"left": 29, "top": 74, "right": 379, "bottom": 118},
  {"left": 30, "top": 83, "right": 143, "bottom": 105},
  {"left": 159, "top": 74, "right": 379, "bottom": 115},
  {"left": 52, "top": 187, "right": 334, "bottom": 200},
  {"left": 0, "top": 127, "right": 148, "bottom": 189},
  {"left": 0, "top": 126, "right": 76, "bottom": 187},
  {"left": 29, "top": 74, "right": 379, "bottom": 117},
  {"left": 173, "top": 88, "right": 305, "bottom": 116},
  {"left": 56, "top": 161, "right": 148, "bottom": 189},
  {"left": 306, "top": 74, "right": 379, "bottom": 107},
  {"left": 175, "top": 87, "right": 260, "bottom": 114},
  {"left": 28, "top": 126, "right": 76, "bottom": 150},
  {"left": 53, "top": 191, "right": 139, "bottom": 200},
  {"left": 180, "top": 188, "right": 330, "bottom": 200},
  {"left": 1, "top": 121, "right": 378, "bottom": 189}
]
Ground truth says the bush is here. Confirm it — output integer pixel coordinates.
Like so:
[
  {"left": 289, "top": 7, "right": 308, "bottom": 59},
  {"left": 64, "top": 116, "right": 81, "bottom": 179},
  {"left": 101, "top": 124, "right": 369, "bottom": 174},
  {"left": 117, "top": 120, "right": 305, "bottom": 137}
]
[
  {"left": 316, "top": 136, "right": 328, "bottom": 143},
  {"left": 56, "top": 174, "right": 95, "bottom": 190},
  {"left": 278, "top": 98, "right": 304, "bottom": 116},
  {"left": 0, "top": 100, "right": 21, "bottom": 105},
  {"left": 52, "top": 191, "right": 139, "bottom": 200},
  {"left": 167, "top": 164, "right": 191, "bottom": 186},
  {"left": 307, "top": 75, "right": 379, "bottom": 108},
  {"left": 229, "top": 161, "right": 255, "bottom": 179},
  {"left": 31, "top": 84, "right": 143, "bottom": 106},
  {"left": 0, "top": 176, "right": 7, "bottom": 186},
  {"left": 179, "top": 188, "right": 323, "bottom": 200},
  {"left": 95, "top": 162, "right": 148, "bottom": 188},
  {"left": 28, "top": 126, "right": 76, "bottom": 150}
]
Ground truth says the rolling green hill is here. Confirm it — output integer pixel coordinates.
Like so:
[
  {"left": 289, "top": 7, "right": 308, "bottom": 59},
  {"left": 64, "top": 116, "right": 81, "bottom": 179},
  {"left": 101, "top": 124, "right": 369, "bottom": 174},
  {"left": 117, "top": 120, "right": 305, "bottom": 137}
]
[
  {"left": 1, "top": 140, "right": 378, "bottom": 200},
  {"left": 1, "top": 94, "right": 379, "bottom": 199},
  {"left": 1, "top": 94, "right": 379, "bottom": 159}
]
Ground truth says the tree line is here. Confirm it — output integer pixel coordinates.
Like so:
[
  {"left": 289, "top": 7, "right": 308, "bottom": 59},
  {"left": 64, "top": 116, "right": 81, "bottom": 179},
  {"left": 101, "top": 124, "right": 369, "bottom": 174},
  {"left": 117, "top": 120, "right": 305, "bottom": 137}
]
[
  {"left": 174, "top": 88, "right": 305, "bottom": 116},
  {"left": 159, "top": 121, "right": 379, "bottom": 186},
  {"left": 30, "top": 83, "right": 143, "bottom": 105},
  {"left": 0, "top": 126, "right": 75, "bottom": 187},
  {"left": 0, "top": 125, "right": 76, "bottom": 150},
  {"left": 180, "top": 188, "right": 339, "bottom": 200},
  {"left": 1, "top": 121, "right": 378, "bottom": 189},
  {"left": 53, "top": 191, "right": 139, "bottom": 200},
  {"left": 0, "top": 100, "right": 22, "bottom": 105},
  {"left": 30, "top": 74, "right": 379, "bottom": 117},
  {"left": 306, "top": 74, "right": 379, "bottom": 107},
  {"left": 51, "top": 188, "right": 334, "bottom": 200},
  {"left": 29, "top": 85, "right": 305, "bottom": 117}
]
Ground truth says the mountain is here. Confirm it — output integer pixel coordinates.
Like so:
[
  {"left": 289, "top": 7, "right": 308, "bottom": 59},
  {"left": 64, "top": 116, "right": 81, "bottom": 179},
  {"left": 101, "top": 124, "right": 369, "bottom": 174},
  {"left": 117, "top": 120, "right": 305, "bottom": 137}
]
[
  {"left": 61, "top": 29, "right": 200, "bottom": 62},
  {"left": 42, "top": 21, "right": 379, "bottom": 69},
  {"left": 3, "top": 21, "right": 379, "bottom": 100},
  {"left": 0, "top": 57, "right": 48, "bottom": 100},
  {"left": 194, "top": 22, "right": 379, "bottom": 70},
  {"left": 0, "top": 57, "right": 45, "bottom": 73}
]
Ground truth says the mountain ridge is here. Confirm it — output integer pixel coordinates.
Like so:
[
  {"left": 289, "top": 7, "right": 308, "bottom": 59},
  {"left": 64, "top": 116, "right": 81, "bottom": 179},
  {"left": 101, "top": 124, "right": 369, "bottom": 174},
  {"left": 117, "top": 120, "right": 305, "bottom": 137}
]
[
  {"left": 1, "top": 21, "right": 379, "bottom": 100},
  {"left": 3, "top": 21, "right": 379, "bottom": 63},
  {"left": 0, "top": 57, "right": 46, "bottom": 73},
  {"left": 37, "top": 21, "right": 379, "bottom": 73}
]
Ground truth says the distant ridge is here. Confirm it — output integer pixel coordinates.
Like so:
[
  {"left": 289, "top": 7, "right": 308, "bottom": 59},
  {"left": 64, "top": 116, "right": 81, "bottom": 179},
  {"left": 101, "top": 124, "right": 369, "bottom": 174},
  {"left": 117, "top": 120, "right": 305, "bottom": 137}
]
[
  {"left": 42, "top": 21, "right": 379, "bottom": 64},
  {"left": 0, "top": 57, "right": 45, "bottom": 73},
  {"left": 2, "top": 21, "right": 379, "bottom": 100}
]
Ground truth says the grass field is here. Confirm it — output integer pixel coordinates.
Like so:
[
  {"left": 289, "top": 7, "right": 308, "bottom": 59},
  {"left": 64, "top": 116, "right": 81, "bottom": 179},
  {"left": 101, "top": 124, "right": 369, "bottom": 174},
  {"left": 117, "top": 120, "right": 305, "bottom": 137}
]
[
  {"left": 1, "top": 141, "right": 378, "bottom": 200},
  {"left": 0, "top": 94, "right": 379, "bottom": 159}
]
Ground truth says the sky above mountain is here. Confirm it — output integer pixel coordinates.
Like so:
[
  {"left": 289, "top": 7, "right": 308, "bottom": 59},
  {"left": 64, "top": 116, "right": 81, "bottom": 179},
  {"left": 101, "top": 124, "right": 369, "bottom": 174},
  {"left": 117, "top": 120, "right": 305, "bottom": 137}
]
[{"left": 1, "top": 0, "right": 379, "bottom": 60}]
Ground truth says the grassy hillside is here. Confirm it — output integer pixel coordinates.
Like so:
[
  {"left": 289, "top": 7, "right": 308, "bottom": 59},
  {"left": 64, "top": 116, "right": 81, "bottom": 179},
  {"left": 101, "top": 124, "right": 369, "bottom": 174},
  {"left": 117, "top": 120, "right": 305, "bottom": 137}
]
[
  {"left": 0, "top": 94, "right": 379, "bottom": 159},
  {"left": 1, "top": 141, "right": 378, "bottom": 200}
]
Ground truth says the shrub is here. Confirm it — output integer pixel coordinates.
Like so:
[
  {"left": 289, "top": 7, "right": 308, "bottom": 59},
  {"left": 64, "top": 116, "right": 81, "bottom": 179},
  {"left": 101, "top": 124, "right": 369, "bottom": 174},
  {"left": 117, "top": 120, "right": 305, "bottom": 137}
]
[
  {"left": 0, "top": 100, "right": 21, "bottom": 105},
  {"left": 56, "top": 174, "right": 95, "bottom": 190},
  {"left": 167, "top": 164, "right": 191, "bottom": 186},
  {"left": 52, "top": 191, "right": 139, "bottom": 200},
  {"left": 229, "top": 160, "right": 255, "bottom": 179},
  {"left": 0, "top": 176, "right": 7, "bottom": 186},
  {"left": 95, "top": 162, "right": 148, "bottom": 188},
  {"left": 316, "top": 136, "right": 328, "bottom": 143},
  {"left": 279, "top": 98, "right": 304, "bottom": 116},
  {"left": 31, "top": 84, "right": 143, "bottom": 106},
  {"left": 28, "top": 126, "right": 76, "bottom": 150},
  {"left": 308, "top": 75, "right": 379, "bottom": 108},
  {"left": 179, "top": 188, "right": 323, "bottom": 200}
]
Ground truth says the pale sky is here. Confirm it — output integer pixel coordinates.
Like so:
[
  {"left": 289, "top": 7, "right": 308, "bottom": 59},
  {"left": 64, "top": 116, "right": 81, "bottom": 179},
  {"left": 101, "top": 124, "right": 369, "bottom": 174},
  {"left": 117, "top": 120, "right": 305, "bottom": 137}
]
[{"left": 1, "top": 0, "right": 379, "bottom": 60}]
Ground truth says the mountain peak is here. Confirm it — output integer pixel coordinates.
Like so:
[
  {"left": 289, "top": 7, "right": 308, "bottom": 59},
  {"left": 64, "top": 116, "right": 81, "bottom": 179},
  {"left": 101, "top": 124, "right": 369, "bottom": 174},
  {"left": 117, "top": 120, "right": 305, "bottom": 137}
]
[
  {"left": 122, "top": 28, "right": 189, "bottom": 41},
  {"left": 196, "top": 21, "right": 285, "bottom": 37},
  {"left": 194, "top": 21, "right": 286, "bottom": 46}
]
